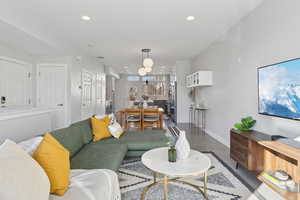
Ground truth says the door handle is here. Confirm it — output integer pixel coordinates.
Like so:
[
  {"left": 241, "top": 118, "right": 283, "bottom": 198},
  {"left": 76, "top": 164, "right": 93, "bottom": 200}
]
[{"left": 57, "top": 104, "right": 64, "bottom": 106}]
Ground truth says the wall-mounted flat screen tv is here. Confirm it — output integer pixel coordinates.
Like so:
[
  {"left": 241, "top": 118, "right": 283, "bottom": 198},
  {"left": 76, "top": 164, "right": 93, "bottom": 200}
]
[{"left": 258, "top": 58, "right": 300, "bottom": 120}]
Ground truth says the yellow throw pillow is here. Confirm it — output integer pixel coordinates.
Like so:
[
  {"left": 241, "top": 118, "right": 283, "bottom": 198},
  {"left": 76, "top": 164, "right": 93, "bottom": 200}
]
[
  {"left": 33, "top": 133, "right": 70, "bottom": 196},
  {"left": 91, "top": 116, "right": 112, "bottom": 141},
  {"left": 103, "top": 115, "right": 110, "bottom": 125}
]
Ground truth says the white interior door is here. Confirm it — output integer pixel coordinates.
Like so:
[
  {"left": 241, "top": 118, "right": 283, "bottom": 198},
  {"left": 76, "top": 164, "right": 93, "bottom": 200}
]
[
  {"left": 0, "top": 57, "right": 32, "bottom": 107},
  {"left": 37, "top": 64, "right": 67, "bottom": 128},
  {"left": 95, "top": 73, "right": 106, "bottom": 115},
  {"left": 81, "top": 69, "right": 94, "bottom": 119}
]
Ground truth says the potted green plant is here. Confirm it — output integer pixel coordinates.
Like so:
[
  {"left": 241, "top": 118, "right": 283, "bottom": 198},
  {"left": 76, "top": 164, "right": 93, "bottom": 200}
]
[{"left": 234, "top": 116, "right": 256, "bottom": 132}]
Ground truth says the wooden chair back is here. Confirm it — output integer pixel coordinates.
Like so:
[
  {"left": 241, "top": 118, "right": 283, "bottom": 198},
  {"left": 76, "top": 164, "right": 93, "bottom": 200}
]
[
  {"left": 142, "top": 108, "right": 161, "bottom": 130},
  {"left": 124, "top": 108, "right": 142, "bottom": 130},
  {"left": 143, "top": 108, "right": 160, "bottom": 117},
  {"left": 125, "top": 108, "right": 142, "bottom": 118}
]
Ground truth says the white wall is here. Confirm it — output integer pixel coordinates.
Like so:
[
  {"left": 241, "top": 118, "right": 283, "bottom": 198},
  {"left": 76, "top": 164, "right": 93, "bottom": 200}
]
[
  {"left": 191, "top": 0, "right": 300, "bottom": 146},
  {"left": 176, "top": 60, "right": 193, "bottom": 123}
]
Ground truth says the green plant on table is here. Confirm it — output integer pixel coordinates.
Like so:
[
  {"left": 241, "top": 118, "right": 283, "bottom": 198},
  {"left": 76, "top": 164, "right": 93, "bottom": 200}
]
[
  {"left": 167, "top": 142, "right": 177, "bottom": 162},
  {"left": 234, "top": 116, "right": 256, "bottom": 131}
]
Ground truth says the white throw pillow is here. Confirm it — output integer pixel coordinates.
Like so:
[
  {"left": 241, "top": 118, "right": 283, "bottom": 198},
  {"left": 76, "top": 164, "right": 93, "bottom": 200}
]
[
  {"left": 18, "top": 136, "right": 43, "bottom": 155},
  {"left": 0, "top": 140, "right": 50, "bottom": 200},
  {"left": 108, "top": 122, "right": 124, "bottom": 139},
  {"left": 108, "top": 113, "right": 116, "bottom": 125}
]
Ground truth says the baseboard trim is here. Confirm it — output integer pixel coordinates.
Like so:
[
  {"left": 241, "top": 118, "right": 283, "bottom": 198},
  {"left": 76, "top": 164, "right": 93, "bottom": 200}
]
[{"left": 205, "top": 129, "right": 230, "bottom": 148}]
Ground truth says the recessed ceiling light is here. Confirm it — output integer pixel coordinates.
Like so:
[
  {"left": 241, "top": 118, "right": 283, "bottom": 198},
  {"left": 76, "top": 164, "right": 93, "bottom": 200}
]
[
  {"left": 186, "top": 16, "right": 195, "bottom": 21},
  {"left": 81, "top": 16, "right": 91, "bottom": 21}
]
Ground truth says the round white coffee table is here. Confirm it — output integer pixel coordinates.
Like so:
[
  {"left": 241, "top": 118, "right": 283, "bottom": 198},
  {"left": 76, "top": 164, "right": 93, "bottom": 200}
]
[{"left": 141, "top": 147, "right": 211, "bottom": 200}]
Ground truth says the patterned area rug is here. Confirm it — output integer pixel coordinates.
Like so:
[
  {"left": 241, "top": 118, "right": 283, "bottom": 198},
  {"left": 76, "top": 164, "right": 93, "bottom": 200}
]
[{"left": 118, "top": 152, "right": 253, "bottom": 200}]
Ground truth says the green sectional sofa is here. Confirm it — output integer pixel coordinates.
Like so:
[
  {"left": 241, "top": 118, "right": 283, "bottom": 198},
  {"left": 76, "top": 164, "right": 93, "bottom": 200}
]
[{"left": 50, "top": 119, "right": 169, "bottom": 171}]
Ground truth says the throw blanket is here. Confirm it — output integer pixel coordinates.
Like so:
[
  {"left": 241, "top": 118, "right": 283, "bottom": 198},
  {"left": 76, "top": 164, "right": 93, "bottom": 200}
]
[{"left": 49, "top": 169, "right": 120, "bottom": 200}]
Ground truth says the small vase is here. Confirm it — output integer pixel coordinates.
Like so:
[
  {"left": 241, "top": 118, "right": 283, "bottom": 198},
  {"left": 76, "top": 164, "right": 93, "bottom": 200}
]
[
  {"left": 175, "top": 131, "right": 190, "bottom": 160},
  {"left": 168, "top": 146, "right": 176, "bottom": 162}
]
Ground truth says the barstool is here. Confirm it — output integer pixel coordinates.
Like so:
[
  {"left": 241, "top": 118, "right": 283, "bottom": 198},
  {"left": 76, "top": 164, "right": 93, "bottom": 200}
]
[
  {"left": 189, "top": 106, "right": 194, "bottom": 127},
  {"left": 194, "top": 107, "right": 208, "bottom": 135}
]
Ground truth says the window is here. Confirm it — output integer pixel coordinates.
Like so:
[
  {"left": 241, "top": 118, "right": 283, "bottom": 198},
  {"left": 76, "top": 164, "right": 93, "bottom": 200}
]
[
  {"left": 127, "top": 76, "right": 140, "bottom": 81},
  {"left": 142, "top": 76, "right": 156, "bottom": 81}
]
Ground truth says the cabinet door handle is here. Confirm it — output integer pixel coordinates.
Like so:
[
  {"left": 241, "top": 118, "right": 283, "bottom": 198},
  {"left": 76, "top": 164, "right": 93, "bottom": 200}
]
[{"left": 57, "top": 104, "right": 64, "bottom": 106}]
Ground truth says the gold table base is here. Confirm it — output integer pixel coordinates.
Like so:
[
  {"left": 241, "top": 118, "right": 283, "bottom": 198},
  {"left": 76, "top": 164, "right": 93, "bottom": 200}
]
[{"left": 141, "top": 172, "right": 208, "bottom": 200}]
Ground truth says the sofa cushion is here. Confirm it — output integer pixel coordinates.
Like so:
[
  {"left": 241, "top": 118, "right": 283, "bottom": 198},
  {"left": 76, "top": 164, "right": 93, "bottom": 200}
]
[
  {"left": 50, "top": 126, "right": 85, "bottom": 157},
  {"left": 71, "top": 143, "right": 127, "bottom": 171},
  {"left": 49, "top": 169, "right": 121, "bottom": 200},
  {"left": 91, "top": 117, "right": 112, "bottom": 142},
  {"left": 71, "top": 119, "right": 93, "bottom": 144},
  {"left": 33, "top": 134, "right": 70, "bottom": 196},
  {"left": 0, "top": 140, "right": 50, "bottom": 200},
  {"left": 94, "top": 129, "right": 169, "bottom": 151}
]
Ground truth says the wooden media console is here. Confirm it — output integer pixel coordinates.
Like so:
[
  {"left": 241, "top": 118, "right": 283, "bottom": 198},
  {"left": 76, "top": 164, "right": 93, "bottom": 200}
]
[{"left": 230, "top": 129, "right": 300, "bottom": 199}]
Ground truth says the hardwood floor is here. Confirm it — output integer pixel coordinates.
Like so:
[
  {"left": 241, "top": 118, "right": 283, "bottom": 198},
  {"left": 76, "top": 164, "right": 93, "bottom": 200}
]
[{"left": 176, "top": 123, "right": 261, "bottom": 190}]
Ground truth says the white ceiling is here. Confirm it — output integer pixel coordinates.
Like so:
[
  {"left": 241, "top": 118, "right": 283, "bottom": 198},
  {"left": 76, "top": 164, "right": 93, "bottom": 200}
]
[{"left": 0, "top": 0, "right": 264, "bottom": 74}]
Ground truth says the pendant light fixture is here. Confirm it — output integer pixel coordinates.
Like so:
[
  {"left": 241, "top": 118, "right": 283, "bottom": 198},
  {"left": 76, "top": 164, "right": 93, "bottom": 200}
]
[
  {"left": 144, "top": 58, "right": 154, "bottom": 68},
  {"left": 138, "top": 48, "right": 154, "bottom": 75},
  {"left": 144, "top": 65, "right": 152, "bottom": 73},
  {"left": 138, "top": 67, "right": 146, "bottom": 76},
  {"left": 142, "top": 49, "right": 153, "bottom": 70}
]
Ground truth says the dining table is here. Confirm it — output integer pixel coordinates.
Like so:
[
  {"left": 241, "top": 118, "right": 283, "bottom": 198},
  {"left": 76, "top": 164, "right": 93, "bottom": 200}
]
[{"left": 118, "top": 107, "right": 164, "bottom": 130}]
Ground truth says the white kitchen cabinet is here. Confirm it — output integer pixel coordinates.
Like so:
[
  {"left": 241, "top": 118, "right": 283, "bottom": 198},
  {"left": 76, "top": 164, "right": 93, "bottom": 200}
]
[{"left": 186, "top": 71, "right": 213, "bottom": 88}]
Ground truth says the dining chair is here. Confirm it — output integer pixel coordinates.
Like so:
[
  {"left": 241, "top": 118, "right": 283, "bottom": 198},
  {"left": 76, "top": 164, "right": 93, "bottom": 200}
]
[
  {"left": 125, "top": 108, "right": 142, "bottom": 130},
  {"left": 115, "top": 111, "right": 124, "bottom": 127},
  {"left": 142, "top": 108, "right": 161, "bottom": 130}
]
